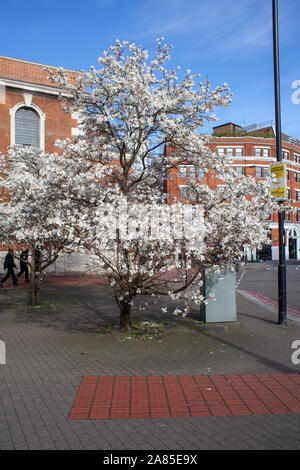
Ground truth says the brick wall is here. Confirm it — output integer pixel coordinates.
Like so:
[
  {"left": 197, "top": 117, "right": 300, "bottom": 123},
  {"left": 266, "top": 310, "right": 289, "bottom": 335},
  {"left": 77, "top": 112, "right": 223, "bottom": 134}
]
[{"left": 0, "top": 56, "right": 77, "bottom": 88}]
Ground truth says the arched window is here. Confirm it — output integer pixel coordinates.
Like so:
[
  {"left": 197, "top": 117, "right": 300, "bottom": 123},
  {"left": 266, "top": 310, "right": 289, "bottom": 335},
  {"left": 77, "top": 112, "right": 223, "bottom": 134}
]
[
  {"left": 15, "top": 107, "right": 40, "bottom": 147},
  {"left": 289, "top": 229, "right": 298, "bottom": 238}
]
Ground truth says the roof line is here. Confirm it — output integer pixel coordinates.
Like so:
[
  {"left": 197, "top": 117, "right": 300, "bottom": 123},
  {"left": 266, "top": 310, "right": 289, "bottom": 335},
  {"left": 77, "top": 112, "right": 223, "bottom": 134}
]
[{"left": 0, "top": 55, "right": 78, "bottom": 74}]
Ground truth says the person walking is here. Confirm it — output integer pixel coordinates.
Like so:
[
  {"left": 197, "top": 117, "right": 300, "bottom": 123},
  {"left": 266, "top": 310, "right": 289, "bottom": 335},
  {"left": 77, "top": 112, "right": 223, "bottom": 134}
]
[
  {"left": 17, "top": 249, "right": 30, "bottom": 282},
  {"left": 0, "top": 248, "right": 18, "bottom": 287}
]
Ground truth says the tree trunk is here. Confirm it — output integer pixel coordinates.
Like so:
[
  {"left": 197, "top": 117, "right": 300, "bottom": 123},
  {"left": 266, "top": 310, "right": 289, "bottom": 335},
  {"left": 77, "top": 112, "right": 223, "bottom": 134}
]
[
  {"left": 30, "top": 277, "right": 38, "bottom": 306},
  {"left": 119, "top": 299, "right": 132, "bottom": 331},
  {"left": 29, "top": 271, "right": 41, "bottom": 306},
  {"left": 29, "top": 245, "right": 41, "bottom": 306}
]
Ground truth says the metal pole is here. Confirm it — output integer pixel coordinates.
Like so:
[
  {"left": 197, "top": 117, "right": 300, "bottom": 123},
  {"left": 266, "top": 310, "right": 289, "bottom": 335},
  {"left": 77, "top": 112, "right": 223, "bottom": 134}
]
[{"left": 272, "top": 0, "right": 287, "bottom": 325}]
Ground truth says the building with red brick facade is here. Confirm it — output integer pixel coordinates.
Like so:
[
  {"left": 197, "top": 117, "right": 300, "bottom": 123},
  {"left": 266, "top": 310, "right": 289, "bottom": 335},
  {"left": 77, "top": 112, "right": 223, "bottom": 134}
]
[
  {"left": 0, "top": 55, "right": 79, "bottom": 155},
  {"left": 165, "top": 122, "right": 300, "bottom": 261}
]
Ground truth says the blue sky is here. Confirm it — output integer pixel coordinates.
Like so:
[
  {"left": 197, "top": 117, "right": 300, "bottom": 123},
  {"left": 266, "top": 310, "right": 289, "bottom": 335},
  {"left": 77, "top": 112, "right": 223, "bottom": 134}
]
[{"left": 2, "top": 0, "right": 300, "bottom": 138}]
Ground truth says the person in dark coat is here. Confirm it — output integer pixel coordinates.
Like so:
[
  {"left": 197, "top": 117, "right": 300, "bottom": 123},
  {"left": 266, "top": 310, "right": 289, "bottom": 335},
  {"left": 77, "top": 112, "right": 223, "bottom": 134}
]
[
  {"left": 17, "top": 249, "right": 30, "bottom": 282},
  {"left": 0, "top": 248, "right": 18, "bottom": 287}
]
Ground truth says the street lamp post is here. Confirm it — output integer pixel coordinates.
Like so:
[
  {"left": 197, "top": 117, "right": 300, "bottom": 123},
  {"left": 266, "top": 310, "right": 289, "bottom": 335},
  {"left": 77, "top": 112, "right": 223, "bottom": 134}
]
[{"left": 272, "top": 0, "right": 287, "bottom": 325}]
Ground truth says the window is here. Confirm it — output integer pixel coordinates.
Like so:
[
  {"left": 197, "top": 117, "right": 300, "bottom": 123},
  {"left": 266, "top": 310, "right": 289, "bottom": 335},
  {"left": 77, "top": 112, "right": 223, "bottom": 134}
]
[
  {"left": 198, "top": 169, "right": 205, "bottom": 179},
  {"left": 255, "top": 167, "right": 262, "bottom": 178},
  {"left": 189, "top": 188, "right": 196, "bottom": 201},
  {"left": 179, "top": 166, "right": 187, "bottom": 179},
  {"left": 295, "top": 190, "right": 300, "bottom": 201},
  {"left": 15, "top": 107, "right": 40, "bottom": 147},
  {"left": 189, "top": 166, "right": 196, "bottom": 179},
  {"left": 179, "top": 186, "right": 188, "bottom": 199},
  {"left": 217, "top": 148, "right": 224, "bottom": 156},
  {"left": 255, "top": 148, "right": 270, "bottom": 157},
  {"left": 255, "top": 148, "right": 261, "bottom": 157},
  {"left": 235, "top": 148, "right": 243, "bottom": 157},
  {"left": 282, "top": 150, "right": 289, "bottom": 160},
  {"left": 264, "top": 167, "right": 270, "bottom": 177},
  {"left": 226, "top": 148, "right": 233, "bottom": 157},
  {"left": 297, "top": 210, "right": 300, "bottom": 222},
  {"left": 236, "top": 167, "right": 243, "bottom": 178}
]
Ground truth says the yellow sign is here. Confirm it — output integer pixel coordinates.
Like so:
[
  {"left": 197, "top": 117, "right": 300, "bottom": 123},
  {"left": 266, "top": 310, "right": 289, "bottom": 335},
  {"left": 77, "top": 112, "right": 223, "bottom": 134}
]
[{"left": 270, "top": 163, "right": 286, "bottom": 200}]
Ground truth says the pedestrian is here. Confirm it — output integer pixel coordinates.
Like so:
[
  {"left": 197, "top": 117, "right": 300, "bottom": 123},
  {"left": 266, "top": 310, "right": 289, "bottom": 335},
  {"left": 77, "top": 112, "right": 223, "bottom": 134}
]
[
  {"left": 0, "top": 248, "right": 18, "bottom": 287},
  {"left": 17, "top": 249, "right": 30, "bottom": 282}
]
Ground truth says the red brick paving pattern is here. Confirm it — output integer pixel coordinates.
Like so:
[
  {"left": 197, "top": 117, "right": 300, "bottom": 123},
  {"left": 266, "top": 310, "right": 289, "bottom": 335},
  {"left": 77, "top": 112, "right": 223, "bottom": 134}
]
[{"left": 69, "top": 374, "right": 300, "bottom": 420}]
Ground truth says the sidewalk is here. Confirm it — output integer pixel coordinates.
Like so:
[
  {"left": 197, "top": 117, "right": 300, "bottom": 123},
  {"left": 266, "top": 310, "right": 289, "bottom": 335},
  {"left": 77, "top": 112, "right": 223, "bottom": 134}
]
[{"left": 0, "top": 275, "right": 299, "bottom": 450}]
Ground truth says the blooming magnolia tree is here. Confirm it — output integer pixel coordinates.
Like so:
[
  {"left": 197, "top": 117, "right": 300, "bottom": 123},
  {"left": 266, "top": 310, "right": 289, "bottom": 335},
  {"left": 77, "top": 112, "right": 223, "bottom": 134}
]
[
  {"left": 0, "top": 147, "right": 76, "bottom": 305},
  {"left": 43, "top": 39, "right": 234, "bottom": 329}
]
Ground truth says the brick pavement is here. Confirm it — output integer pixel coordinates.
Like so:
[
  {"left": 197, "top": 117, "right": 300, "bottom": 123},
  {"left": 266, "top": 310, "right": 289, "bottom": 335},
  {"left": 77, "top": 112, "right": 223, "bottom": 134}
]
[
  {"left": 69, "top": 373, "right": 300, "bottom": 420},
  {"left": 0, "top": 272, "right": 299, "bottom": 450}
]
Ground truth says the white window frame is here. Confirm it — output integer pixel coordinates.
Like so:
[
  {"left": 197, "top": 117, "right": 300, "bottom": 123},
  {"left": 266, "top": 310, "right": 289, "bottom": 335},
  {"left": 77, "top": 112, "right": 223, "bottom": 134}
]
[
  {"left": 294, "top": 154, "right": 300, "bottom": 164},
  {"left": 255, "top": 166, "right": 262, "bottom": 178},
  {"left": 236, "top": 166, "right": 243, "bottom": 178},
  {"left": 282, "top": 150, "right": 289, "bottom": 160},
  {"left": 10, "top": 102, "right": 45, "bottom": 151},
  {"left": 255, "top": 148, "right": 261, "bottom": 157},
  {"left": 189, "top": 165, "right": 196, "bottom": 179}
]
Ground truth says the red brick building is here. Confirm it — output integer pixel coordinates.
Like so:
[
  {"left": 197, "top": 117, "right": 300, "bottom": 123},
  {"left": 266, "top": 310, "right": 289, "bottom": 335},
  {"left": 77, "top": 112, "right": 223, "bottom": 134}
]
[
  {"left": 0, "top": 55, "right": 79, "bottom": 155},
  {"left": 165, "top": 122, "right": 300, "bottom": 261}
]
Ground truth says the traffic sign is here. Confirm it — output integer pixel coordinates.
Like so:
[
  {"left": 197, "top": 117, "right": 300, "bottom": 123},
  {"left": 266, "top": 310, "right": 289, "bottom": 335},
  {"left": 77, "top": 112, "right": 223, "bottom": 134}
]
[{"left": 270, "top": 162, "right": 286, "bottom": 200}]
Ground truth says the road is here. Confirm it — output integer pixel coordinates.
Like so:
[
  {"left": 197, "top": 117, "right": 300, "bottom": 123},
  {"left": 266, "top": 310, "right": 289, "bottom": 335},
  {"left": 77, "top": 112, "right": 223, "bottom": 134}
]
[{"left": 237, "top": 261, "right": 300, "bottom": 323}]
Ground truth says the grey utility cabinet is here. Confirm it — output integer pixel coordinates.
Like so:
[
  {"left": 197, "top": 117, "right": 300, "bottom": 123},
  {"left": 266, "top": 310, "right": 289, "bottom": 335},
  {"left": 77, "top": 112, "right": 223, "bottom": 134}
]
[{"left": 200, "top": 265, "right": 237, "bottom": 323}]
